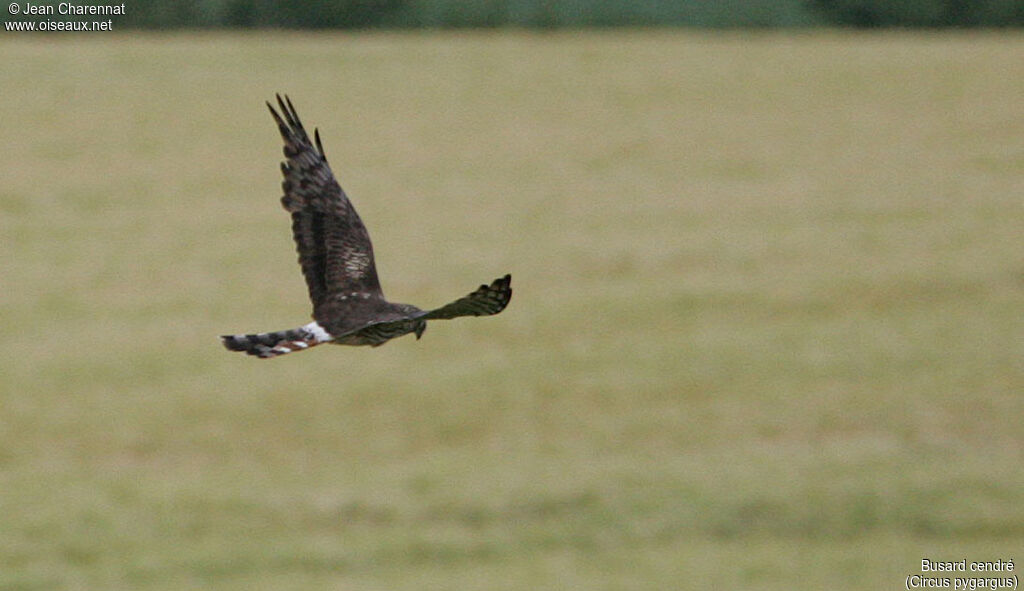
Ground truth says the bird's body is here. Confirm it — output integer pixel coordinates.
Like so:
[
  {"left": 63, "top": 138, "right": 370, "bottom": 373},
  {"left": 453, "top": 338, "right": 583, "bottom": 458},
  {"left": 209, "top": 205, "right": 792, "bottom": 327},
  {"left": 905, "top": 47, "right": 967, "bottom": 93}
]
[{"left": 220, "top": 95, "right": 511, "bottom": 359}]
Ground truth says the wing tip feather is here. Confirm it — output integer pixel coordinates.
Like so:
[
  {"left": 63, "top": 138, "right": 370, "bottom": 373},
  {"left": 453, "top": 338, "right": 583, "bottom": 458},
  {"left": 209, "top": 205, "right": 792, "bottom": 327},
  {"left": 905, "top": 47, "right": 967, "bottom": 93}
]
[{"left": 314, "top": 128, "right": 326, "bottom": 159}]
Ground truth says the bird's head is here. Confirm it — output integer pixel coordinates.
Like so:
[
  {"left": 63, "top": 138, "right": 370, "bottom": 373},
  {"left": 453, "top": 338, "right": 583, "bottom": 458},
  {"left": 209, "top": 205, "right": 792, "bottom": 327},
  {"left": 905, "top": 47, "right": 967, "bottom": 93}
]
[{"left": 395, "top": 303, "right": 427, "bottom": 341}]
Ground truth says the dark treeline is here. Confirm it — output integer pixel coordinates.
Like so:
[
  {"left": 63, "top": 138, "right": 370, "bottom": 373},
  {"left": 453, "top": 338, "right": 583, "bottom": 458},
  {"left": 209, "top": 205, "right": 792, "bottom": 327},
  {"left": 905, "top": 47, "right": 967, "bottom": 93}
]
[{"left": 11, "top": 0, "right": 1024, "bottom": 28}]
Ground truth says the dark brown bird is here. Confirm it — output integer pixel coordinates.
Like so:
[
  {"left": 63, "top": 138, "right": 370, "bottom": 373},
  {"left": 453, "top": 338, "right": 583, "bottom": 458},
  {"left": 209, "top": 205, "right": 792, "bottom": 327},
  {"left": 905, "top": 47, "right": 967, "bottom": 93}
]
[{"left": 221, "top": 95, "right": 511, "bottom": 358}]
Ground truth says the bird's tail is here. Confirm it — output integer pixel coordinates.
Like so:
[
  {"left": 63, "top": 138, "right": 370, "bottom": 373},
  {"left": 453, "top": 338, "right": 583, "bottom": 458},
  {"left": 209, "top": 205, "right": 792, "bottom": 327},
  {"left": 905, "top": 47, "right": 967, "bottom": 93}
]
[{"left": 220, "top": 322, "right": 332, "bottom": 359}]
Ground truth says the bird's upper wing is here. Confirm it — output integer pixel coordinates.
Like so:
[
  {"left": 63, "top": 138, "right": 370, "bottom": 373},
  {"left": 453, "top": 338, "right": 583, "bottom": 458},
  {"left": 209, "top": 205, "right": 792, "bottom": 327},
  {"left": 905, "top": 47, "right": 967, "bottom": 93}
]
[
  {"left": 421, "top": 274, "right": 512, "bottom": 320},
  {"left": 268, "top": 94, "right": 384, "bottom": 313}
]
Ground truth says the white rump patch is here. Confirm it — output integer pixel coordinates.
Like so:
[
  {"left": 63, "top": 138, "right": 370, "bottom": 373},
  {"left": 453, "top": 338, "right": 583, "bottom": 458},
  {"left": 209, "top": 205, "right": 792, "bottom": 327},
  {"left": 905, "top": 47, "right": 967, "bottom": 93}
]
[{"left": 302, "top": 322, "right": 333, "bottom": 343}]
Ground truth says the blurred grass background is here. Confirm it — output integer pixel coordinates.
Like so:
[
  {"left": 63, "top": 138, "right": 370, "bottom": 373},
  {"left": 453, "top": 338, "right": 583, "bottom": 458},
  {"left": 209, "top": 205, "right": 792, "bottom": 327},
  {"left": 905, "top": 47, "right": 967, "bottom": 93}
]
[{"left": 1, "top": 31, "right": 1022, "bottom": 590}]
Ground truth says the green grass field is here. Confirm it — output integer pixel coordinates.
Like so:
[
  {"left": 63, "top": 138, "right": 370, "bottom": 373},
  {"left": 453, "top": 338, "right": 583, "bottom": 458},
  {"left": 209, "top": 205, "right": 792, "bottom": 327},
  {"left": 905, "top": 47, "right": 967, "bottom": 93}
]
[{"left": 1, "top": 31, "right": 1022, "bottom": 590}]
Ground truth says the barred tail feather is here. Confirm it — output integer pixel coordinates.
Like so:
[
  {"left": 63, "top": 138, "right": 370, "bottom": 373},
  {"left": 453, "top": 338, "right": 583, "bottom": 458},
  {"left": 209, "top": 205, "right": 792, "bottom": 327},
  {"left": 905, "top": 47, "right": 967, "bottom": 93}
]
[{"left": 220, "top": 322, "right": 332, "bottom": 359}]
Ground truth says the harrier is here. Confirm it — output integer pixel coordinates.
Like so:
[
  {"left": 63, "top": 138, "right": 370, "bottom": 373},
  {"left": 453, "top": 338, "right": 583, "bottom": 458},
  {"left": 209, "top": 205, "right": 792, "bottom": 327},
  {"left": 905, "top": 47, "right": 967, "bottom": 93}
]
[{"left": 221, "top": 95, "right": 512, "bottom": 359}]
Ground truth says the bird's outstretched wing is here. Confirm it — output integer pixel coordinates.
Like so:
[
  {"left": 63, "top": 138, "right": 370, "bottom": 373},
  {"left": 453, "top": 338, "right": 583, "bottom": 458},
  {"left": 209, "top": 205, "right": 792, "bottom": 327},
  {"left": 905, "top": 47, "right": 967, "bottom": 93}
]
[
  {"left": 268, "top": 94, "right": 384, "bottom": 314},
  {"left": 421, "top": 275, "right": 512, "bottom": 320}
]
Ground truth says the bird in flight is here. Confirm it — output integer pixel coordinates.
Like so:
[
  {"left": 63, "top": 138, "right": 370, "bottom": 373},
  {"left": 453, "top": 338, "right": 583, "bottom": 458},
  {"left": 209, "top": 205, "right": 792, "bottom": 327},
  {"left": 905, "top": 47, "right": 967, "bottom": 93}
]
[{"left": 221, "top": 95, "right": 512, "bottom": 359}]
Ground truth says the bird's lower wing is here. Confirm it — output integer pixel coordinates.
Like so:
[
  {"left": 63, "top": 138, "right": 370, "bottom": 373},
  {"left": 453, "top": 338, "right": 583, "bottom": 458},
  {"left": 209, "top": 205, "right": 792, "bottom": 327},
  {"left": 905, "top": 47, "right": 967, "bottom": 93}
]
[{"left": 421, "top": 274, "right": 512, "bottom": 320}]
